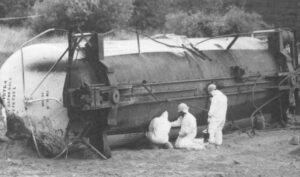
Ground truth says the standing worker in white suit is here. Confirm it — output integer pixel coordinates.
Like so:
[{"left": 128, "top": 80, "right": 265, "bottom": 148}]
[
  {"left": 207, "top": 84, "right": 228, "bottom": 146},
  {"left": 171, "top": 103, "right": 205, "bottom": 150}
]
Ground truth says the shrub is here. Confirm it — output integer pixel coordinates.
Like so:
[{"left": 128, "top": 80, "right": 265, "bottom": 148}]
[
  {"left": 30, "top": 0, "right": 70, "bottom": 33},
  {"left": 130, "top": 0, "right": 171, "bottom": 31},
  {"left": 170, "top": 0, "right": 224, "bottom": 14},
  {"left": 165, "top": 11, "right": 223, "bottom": 37},
  {"left": 221, "top": 6, "right": 271, "bottom": 34},
  {"left": 30, "top": 0, "right": 133, "bottom": 33},
  {"left": 0, "top": 0, "right": 36, "bottom": 26},
  {"left": 164, "top": 6, "right": 271, "bottom": 37}
]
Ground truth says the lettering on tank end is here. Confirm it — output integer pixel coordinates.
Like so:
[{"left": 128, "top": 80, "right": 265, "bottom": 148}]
[{"left": 1, "top": 78, "right": 17, "bottom": 113}]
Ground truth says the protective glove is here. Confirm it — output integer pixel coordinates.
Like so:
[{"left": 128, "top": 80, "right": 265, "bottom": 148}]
[
  {"left": 178, "top": 131, "right": 187, "bottom": 138},
  {"left": 207, "top": 116, "right": 212, "bottom": 123}
]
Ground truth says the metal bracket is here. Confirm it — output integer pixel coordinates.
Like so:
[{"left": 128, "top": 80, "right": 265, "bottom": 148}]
[
  {"left": 107, "top": 105, "right": 118, "bottom": 126},
  {"left": 226, "top": 35, "right": 239, "bottom": 50}
]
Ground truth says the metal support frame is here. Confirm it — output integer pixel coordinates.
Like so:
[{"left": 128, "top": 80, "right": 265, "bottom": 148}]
[
  {"left": 136, "top": 31, "right": 140, "bottom": 54},
  {"left": 19, "top": 28, "right": 68, "bottom": 107},
  {"left": 226, "top": 35, "right": 239, "bottom": 50}
]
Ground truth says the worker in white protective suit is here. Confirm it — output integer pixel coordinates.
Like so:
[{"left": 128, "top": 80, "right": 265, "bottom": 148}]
[
  {"left": 207, "top": 84, "right": 228, "bottom": 146},
  {"left": 171, "top": 103, "right": 205, "bottom": 150},
  {"left": 146, "top": 111, "right": 173, "bottom": 149}
]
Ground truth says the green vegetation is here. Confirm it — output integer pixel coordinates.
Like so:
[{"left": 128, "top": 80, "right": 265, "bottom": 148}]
[
  {"left": 0, "top": 26, "right": 31, "bottom": 54},
  {"left": 165, "top": 6, "right": 270, "bottom": 37},
  {"left": 30, "top": 0, "right": 133, "bottom": 33},
  {"left": 0, "top": 0, "right": 271, "bottom": 37},
  {"left": 0, "top": 25, "right": 67, "bottom": 65},
  {"left": 0, "top": 0, "right": 36, "bottom": 26}
]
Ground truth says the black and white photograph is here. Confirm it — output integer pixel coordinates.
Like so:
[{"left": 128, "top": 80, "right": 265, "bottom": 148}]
[{"left": 0, "top": 0, "right": 299, "bottom": 176}]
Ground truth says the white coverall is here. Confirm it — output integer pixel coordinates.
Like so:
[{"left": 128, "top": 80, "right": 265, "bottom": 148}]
[
  {"left": 171, "top": 112, "right": 204, "bottom": 150},
  {"left": 146, "top": 111, "right": 172, "bottom": 147},
  {"left": 208, "top": 90, "right": 228, "bottom": 145}
]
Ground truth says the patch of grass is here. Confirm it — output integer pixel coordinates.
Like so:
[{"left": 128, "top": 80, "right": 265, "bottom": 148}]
[
  {"left": 0, "top": 25, "right": 32, "bottom": 66},
  {"left": 0, "top": 25, "right": 68, "bottom": 66},
  {"left": 0, "top": 25, "right": 32, "bottom": 54},
  {"left": 104, "top": 29, "right": 138, "bottom": 40}
]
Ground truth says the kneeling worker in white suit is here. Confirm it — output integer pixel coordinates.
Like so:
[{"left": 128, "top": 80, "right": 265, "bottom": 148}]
[
  {"left": 207, "top": 84, "right": 228, "bottom": 146},
  {"left": 171, "top": 103, "right": 205, "bottom": 150},
  {"left": 146, "top": 111, "right": 173, "bottom": 149}
]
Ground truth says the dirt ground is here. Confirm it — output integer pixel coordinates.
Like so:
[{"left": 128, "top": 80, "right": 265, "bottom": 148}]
[{"left": 0, "top": 127, "right": 299, "bottom": 177}]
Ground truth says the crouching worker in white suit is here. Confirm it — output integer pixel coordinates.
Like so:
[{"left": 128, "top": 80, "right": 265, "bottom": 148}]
[
  {"left": 207, "top": 84, "right": 228, "bottom": 146},
  {"left": 146, "top": 111, "right": 173, "bottom": 149},
  {"left": 171, "top": 103, "right": 205, "bottom": 150}
]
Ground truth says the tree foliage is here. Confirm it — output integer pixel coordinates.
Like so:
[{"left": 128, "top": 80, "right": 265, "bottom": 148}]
[
  {"left": 0, "top": 0, "right": 271, "bottom": 37},
  {"left": 30, "top": 0, "right": 133, "bottom": 33},
  {"left": 165, "top": 12, "right": 222, "bottom": 37},
  {"left": 164, "top": 6, "right": 271, "bottom": 37},
  {"left": 221, "top": 6, "right": 270, "bottom": 34},
  {"left": 170, "top": 0, "right": 224, "bottom": 14},
  {"left": 0, "top": 0, "right": 37, "bottom": 25},
  {"left": 130, "top": 0, "right": 259, "bottom": 34},
  {"left": 130, "top": 0, "right": 171, "bottom": 31}
]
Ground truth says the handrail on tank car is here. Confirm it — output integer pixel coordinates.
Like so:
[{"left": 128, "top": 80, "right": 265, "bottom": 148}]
[
  {"left": 25, "top": 97, "right": 62, "bottom": 104},
  {"left": 29, "top": 30, "right": 90, "bottom": 100},
  {"left": 19, "top": 28, "right": 68, "bottom": 106},
  {"left": 194, "top": 28, "right": 294, "bottom": 47},
  {"left": 97, "top": 27, "right": 197, "bottom": 51},
  {"left": 251, "top": 29, "right": 277, "bottom": 38},
  {"left": 98, "top": 27, "right": 214, "bottom": 60},
  {"left": 92, "top": 28, "right": 143, "bottom": 54}
]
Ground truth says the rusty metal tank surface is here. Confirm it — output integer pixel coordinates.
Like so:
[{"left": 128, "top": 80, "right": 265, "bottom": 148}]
[
  {"left": 0, "top": 29, "right": 299, "bottom": 158},
  {"left": 66, "top": 32, "right": 292, "bottom": 134}
]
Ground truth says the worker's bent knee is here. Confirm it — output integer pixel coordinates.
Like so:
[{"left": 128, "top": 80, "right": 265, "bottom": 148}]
[
  {"left": 150, "top": 143, "right": 160, "bottom": 149},
  {"left": 215, "top": 141, "right": 222, "bottom": 146},
  {"left": 163, "top": 142, "right": 174, "bottom": 149},
  {"left": 150, "top": 142, "right": 173, "bottom": 149}
]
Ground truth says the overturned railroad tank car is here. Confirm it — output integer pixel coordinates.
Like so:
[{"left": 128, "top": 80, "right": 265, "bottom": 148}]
[{"left": 0, "top": 28, "right": 299, "bottom": 158}]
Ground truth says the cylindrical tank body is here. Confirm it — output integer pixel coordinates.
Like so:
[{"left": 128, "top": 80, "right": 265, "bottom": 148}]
[
  {"left": 67, "top": 36, "right": 284, "bottom": 135},
  {"left": 0, "top": 32, "right": 294, "bottom": 157}
]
